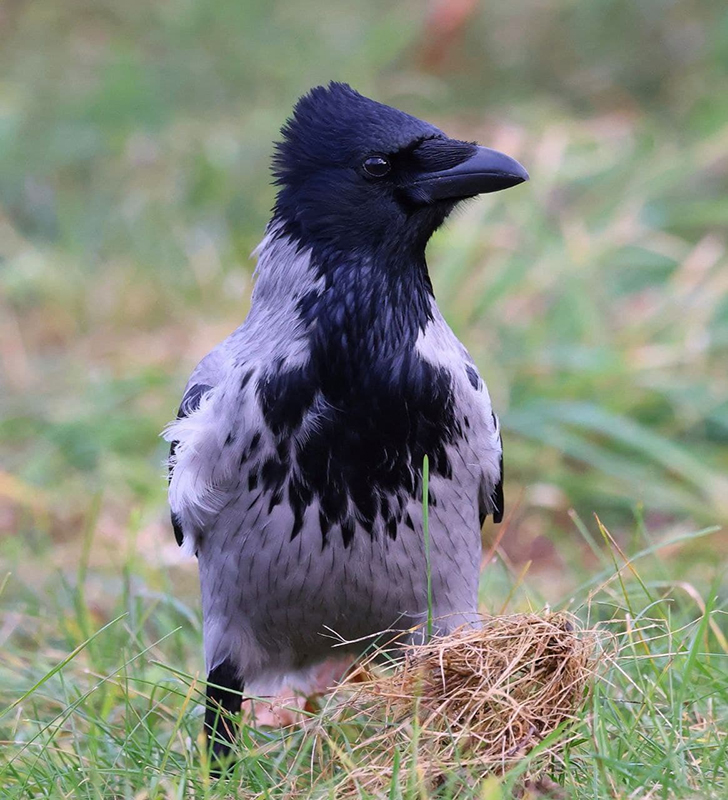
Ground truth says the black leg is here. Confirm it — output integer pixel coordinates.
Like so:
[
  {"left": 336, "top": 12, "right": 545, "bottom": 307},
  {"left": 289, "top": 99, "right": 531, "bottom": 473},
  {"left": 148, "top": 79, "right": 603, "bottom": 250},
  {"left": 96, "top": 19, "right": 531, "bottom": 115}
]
[{"left": 204, "top": 660, "right": 244, "bottom": 772}]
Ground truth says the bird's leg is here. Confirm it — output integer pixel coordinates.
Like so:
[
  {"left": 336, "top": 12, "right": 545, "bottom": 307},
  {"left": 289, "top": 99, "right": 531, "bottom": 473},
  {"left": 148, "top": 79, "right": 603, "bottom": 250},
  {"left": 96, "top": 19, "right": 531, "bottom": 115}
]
[{"left": 204, "top": 659, "right": 244, "bottom": 773}]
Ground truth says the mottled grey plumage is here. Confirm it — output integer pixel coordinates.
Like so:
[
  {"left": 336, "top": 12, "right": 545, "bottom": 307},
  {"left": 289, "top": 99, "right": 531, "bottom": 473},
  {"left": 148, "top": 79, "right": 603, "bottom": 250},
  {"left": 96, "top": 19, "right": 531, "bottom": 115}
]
[
  {"left": 164, "top": 82, "right": 526, "bottom": 761},
  {"left": 167, "top": 229, "right": 499, "bottom": 688}
]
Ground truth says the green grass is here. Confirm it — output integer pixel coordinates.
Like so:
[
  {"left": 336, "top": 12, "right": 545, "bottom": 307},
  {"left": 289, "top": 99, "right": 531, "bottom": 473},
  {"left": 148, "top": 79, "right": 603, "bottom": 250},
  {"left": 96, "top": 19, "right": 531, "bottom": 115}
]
[
  {"left": 1, "top": 518, "right": 725, "bottom": 798},
  {"left": 1, "top": 0, "right": 727, "bottom": 797}
]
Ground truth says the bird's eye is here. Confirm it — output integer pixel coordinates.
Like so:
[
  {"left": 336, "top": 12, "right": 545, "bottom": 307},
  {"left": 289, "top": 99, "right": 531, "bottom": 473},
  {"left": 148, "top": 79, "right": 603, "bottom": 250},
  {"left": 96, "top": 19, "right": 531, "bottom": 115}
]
[{"left": 362, "top": 155, "right": 391, "bottom": 178}]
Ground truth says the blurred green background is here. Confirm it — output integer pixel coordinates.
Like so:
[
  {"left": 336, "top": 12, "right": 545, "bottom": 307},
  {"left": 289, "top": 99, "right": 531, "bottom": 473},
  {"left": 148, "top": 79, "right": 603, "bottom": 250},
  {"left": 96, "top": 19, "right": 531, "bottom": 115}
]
[
  {"left": 1, "top": 3, "right": 727, "bottom": 797},
  {"left": 1, "top": 0, "right": 727, "bottom": 590}
]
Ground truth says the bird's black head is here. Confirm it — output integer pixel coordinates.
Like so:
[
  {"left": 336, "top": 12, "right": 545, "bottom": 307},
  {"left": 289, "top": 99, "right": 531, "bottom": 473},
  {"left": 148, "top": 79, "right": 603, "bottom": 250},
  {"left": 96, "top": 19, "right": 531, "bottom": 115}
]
[{"left": 272, "top": 82, "right": 528, "bottom": 257}]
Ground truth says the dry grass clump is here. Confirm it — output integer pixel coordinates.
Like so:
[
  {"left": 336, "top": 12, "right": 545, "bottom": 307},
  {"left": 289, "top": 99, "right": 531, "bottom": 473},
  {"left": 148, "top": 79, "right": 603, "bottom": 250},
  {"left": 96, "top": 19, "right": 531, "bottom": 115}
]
[{"left": 319, "top": 612, "right": 595, "bottom": 795}]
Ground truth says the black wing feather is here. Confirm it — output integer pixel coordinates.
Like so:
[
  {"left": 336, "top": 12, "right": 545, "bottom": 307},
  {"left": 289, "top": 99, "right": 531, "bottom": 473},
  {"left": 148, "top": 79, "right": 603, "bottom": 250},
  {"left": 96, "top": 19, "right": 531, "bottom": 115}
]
[
  {"left": 492, "top": 447, "right": 504, "bottom": 523},
  {"left": 479, "top": 431, "right": 504, "bottom": 526},
  {"left": 168, "top": 383, "right": 212, "bottom": 546}
]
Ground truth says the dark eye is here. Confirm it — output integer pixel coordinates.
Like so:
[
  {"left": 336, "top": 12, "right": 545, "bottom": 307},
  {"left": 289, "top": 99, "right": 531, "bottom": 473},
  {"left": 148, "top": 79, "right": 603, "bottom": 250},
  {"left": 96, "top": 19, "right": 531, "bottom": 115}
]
[{"left": 362, "top": 154, "right": 391, "bottom": 178}]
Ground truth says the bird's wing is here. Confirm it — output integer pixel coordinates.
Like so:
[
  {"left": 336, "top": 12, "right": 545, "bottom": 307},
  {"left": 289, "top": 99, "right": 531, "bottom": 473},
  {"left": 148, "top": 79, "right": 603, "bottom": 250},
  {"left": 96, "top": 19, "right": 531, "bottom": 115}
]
[
  {"left": 415, "top": 309, "right": 504, "bottom": 527},
  {"left": 463, "top": 362, "right": 504, "bottom": 527},
  {"left": 165, "top": 346, "right": 241, "bottom": 550},
  {"left": 479, "top": 409, "right": 504, "bottom": 525}
]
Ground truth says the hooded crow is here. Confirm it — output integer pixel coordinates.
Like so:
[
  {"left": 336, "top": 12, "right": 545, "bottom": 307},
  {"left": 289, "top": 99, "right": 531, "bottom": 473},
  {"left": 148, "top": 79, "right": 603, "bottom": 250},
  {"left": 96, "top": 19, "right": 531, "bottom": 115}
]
[{"left": 164, "top": 82, "right": 527, "bottom": 763}]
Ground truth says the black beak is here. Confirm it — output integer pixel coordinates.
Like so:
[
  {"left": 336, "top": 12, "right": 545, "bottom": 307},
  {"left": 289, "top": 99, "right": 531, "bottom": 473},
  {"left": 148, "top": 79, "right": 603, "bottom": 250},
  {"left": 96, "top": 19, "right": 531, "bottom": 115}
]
[{"left": 412, "top": 145, "right": 529, "bottom": 202}]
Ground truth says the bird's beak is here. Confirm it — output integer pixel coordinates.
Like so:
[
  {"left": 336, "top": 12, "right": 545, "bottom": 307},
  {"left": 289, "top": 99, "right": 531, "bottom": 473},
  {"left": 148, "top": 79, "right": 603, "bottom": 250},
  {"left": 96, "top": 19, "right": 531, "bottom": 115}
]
[{"left": 412, "top": 145, "right": 529, "bottom": 202}]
